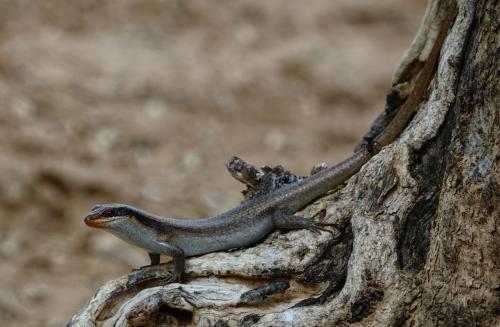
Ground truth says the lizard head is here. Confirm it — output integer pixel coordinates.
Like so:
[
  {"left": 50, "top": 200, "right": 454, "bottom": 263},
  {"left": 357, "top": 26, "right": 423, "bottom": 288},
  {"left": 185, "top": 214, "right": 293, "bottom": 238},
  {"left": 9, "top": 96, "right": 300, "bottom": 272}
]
[{"left": 84, "top": 204, "right": 133, "bottom": 228}]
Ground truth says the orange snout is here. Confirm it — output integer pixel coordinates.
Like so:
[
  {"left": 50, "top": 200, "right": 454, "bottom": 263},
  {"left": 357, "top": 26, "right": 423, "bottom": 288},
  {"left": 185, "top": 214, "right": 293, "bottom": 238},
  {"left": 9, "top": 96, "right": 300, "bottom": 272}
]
[{"left": 84, "top": 213, "right": 110, "bottom": 228}]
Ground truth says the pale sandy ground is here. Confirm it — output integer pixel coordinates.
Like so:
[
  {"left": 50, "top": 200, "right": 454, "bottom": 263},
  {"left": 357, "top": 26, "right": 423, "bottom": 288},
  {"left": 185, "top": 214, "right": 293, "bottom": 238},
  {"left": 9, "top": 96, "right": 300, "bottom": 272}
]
[{"left": 0, "top": 1, "right": 425, "bottom": 325}]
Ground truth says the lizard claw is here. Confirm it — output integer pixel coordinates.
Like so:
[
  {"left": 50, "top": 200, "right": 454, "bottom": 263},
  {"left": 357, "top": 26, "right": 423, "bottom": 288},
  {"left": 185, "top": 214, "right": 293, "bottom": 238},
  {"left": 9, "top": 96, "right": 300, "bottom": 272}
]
[
  {"left": 307, "top": 209, "right": 340, "bottom": 237},
  {"left": 171, "top": 272, "right": 183, "bottom": 283},
  {"left": 310, "top": 222, "right": 340, "bottom": 238}
]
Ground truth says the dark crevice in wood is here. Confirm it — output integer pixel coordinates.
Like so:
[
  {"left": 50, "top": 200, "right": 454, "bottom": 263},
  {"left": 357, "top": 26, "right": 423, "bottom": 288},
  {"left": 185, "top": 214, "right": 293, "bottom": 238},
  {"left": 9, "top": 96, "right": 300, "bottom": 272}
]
[
  {"left": 240, "top": 280, "right": 289, "bottom": 304},
  {"left": 396, "top": 102, "right": 456, "bottom": 273},
  {"left": 391, "top": 307, "right": 411, "bottom": 327},
  {"left": 348, "top": 271, "right": 384, "bottom": 323},
  {"left": 293, "top": 222, "right": 353, "bottom": 307},
  {"left": 146, "top": 304, "right": 193, "bottom": 327},
  {"left": 240, "top": 313, "right": 261, "bottom": 326}
]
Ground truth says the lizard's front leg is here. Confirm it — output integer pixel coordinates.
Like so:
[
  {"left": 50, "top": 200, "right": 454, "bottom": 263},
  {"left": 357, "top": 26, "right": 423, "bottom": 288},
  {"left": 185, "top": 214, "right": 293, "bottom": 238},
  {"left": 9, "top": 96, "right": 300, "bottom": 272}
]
[
  {"left": 157, "top": 242, "right": 185, "bottom": 282},
  {"left": 272, "top": 210, "right": 339, "bottom": 237}
]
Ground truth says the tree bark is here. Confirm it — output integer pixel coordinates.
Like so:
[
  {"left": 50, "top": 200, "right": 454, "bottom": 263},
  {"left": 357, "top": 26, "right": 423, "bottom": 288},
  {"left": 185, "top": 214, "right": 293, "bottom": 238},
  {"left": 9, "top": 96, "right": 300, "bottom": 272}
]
[{"left": 69, "top": 0, "right": 498, "bottom": 326}]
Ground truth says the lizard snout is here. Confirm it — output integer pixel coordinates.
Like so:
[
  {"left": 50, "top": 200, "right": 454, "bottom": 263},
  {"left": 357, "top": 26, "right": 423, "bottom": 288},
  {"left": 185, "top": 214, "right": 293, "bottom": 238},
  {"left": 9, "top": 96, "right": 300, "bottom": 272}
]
[{"left": 84, "top": 211, "right": 110, "bottom": 228}]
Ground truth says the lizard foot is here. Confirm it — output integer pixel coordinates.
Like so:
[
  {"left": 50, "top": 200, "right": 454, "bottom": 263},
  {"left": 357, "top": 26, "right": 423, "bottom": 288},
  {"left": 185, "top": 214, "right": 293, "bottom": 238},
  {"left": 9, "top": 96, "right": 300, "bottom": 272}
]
[
  {"left": 307, "top": 222, "right": 340, "bottom": 238},
  {"left": 273, "top": 209, "right": 340, "bottom": 238}
]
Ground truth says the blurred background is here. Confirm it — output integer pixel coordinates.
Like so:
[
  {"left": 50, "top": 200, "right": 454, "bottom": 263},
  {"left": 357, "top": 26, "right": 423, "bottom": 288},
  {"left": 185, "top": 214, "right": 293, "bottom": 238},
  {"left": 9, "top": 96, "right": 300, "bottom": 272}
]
[{"left": 0, "top": 0, "right": 425, "bottom": 325}]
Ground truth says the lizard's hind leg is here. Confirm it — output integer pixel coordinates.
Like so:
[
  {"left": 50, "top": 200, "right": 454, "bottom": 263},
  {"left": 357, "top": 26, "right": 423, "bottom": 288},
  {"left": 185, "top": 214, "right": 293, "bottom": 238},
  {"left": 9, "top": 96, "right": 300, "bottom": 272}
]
[{"left": 272, "top": 210, "right": 340, "bottom": 237}]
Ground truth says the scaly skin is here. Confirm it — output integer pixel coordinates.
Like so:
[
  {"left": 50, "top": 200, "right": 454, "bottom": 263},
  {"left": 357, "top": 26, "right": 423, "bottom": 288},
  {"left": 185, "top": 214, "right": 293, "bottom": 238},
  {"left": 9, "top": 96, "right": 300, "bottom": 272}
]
[{"left": 85, "top": 203, "right": 335, "bottom": 280}]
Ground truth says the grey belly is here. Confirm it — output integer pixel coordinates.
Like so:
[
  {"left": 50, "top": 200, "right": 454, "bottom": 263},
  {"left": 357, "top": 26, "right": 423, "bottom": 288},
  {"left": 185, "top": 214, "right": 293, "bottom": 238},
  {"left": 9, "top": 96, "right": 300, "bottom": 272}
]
[{"left": 170, "top": 219, "right": 275, "bottom": 257}]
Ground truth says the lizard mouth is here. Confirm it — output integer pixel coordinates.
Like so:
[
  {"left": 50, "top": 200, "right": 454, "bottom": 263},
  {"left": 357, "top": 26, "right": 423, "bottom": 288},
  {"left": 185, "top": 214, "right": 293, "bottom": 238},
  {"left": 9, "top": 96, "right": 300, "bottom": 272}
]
[{"left": 84, "top": 214, "right": 122, "bottom": 228}]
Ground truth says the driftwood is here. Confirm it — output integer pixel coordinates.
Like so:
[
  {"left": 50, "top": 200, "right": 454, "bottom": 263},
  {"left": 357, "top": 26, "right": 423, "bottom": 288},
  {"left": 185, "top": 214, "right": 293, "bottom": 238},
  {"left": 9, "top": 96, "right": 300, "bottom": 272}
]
[{"left": 69, "top": 0, "right": 498, "bottom": 325}]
